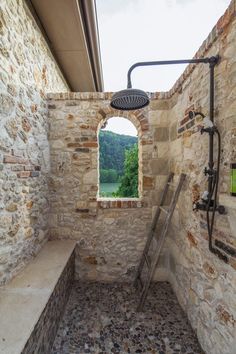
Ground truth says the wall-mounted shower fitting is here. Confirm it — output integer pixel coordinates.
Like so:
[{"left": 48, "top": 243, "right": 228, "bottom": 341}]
[
  {"left": 191, "top": 107, "right": 227, "bottom": 262},
  {"left": 188, "top": 110, "right": 205, "bottom": 120},
  {"left": 188, "top": 110, "right": 214, "bottom": 133},
  {"left": 111, "top": 55, "right": 227, "bottom": 262},
  {"left": 190, "top": 109, "right": 226, "bottom": 215}
]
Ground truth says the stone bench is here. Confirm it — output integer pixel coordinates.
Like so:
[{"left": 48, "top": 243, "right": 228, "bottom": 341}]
[{"left": 0, "top": 240, "right": 76, "bottom": 354}]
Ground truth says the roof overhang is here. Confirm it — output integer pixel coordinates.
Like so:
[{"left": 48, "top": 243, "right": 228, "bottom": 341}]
[{"left": 26, "top": 0, "right": 103, "bottom": 92}]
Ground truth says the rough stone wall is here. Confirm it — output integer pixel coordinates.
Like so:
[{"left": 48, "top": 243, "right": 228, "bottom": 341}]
[
  {"left": 165, "top": 4, "right": 236, "bottom": 354},
  {"left": 0, "top": 0, "right": 68, "bottom": 284},
  {"left": 22, "top": 252, "right": 75, "bottom": 354},
  {"left": 48, "top": 93, "right": 171, "bottom": 282}
]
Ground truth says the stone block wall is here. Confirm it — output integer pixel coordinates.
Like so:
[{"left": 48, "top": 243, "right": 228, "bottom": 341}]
[
  {"left": 48, "top": 93, "right": 171, "bottom": 282},
  {"left": 22, "top": 251, "right": 75, "bottom": 354},
  {"left": 164, "top": 3, "right": 236, "bottom": 353},
  {"left": 0, "top": 0, "right": 68, "bottom": 284}
]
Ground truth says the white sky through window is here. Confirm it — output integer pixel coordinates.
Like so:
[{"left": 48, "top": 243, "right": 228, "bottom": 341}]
[{"left": 102, "top": 117, "right": 137, "bottom": 136}]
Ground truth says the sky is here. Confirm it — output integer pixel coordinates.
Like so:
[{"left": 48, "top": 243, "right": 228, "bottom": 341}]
[
  {"left": 96, "top": 0, "right": 231, "bottom": 135},
  {"left": 102, "top": 117, "right": 138, "bottom": 136}
]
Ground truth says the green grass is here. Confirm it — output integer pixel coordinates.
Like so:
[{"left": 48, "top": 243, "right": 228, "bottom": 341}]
[{"left": 100, "top": 183, "right": 120, "bottom": 197}]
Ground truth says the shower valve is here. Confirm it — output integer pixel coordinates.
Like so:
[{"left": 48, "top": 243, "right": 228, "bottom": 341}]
[
  {"left": 204, "top": 167, "right": 215, "bottom": 176},
  {"left": 193, "top": 201, "right": 226, "bottom": 214},
  {"left": 200, "top": 117, "right": 218, "bottom": 135},
  {"left": 200, "top": 126, "right": 217, "bottom": 135}
]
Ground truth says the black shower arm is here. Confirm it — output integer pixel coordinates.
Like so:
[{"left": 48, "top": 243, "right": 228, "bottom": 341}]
[
  {"left": 127, "top": 55, "right": 220, "bottom": 196},
  {"left": 127, "top": 56, "right": 219, "bottom": 89}
]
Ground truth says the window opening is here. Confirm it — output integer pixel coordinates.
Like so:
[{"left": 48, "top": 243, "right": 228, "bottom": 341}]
[{"left": 99, "top": 117, "right": 139, "bottom": 198}]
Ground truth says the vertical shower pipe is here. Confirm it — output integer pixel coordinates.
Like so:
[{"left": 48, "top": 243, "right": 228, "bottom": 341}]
[
  {"left": 206, "top": 56, "right": 228, "bottom": 262},
  {"left": 208, "top": 55, "right": 219, "bottom": 195}
]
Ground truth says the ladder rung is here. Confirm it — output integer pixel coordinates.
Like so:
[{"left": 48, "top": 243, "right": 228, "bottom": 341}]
[
  {"left": 159, "top": 206, "right": 168, "bottom": 214},
  {"left": 144, "top": 253, "right": 151, "bottom": 269},
  {"left": 167, "top": 182, "right": 176, "bottom": 187}
]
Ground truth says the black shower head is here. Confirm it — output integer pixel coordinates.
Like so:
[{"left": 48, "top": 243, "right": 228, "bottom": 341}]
[{"left": 110, "top": 88, "right": 150, "bottom": 111}]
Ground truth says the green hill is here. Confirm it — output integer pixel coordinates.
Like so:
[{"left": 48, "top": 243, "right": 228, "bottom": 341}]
[{"left": 99, "top": 130, "right": 137, "bottom": 183}]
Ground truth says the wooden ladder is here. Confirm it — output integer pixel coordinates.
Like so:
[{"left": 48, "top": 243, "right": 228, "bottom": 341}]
[{"left": 134, "top": 172, "right": 186, "bottom": 311}]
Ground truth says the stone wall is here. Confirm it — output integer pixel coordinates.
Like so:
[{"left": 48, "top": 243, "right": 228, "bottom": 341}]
[
  {"left": 47, "top": 93, "right": 171, "bottom": 282},
  {"left": 0, "top": 0, "right": 68, "bottom": 284},
  {"left": 165, "top": 3, "right": 236, "bottom": 353},
  {"left": 22, "top": 251, "right": 75, "bottom": 354}
]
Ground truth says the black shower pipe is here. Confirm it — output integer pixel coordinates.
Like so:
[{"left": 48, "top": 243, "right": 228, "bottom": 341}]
[
  {"left": 126, "top": 55, "right": 220, "bottom": 197},
  {"left": 127, "top": 56, "right": 219, "bottom": 89},
  {"left": 125, "top": 56, "right": 229, "bottom": 261},
  {"left": 208, "top": 58, "right": 218, "bottom": 193}
]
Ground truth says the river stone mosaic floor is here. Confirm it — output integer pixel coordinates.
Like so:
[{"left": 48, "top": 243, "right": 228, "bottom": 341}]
[{"left": 51, "top": 281, "right": 203, "bottom": 354}]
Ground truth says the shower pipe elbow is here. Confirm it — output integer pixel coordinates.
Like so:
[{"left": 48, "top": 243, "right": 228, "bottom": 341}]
[
  {"left": 126, "top": 56, "right": 220, "bottom": 89},
  {"left": 127, "top": 62, "right": 143, "bottom": 88}
]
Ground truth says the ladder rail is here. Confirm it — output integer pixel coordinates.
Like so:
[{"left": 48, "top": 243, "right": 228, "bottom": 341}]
[
  {"left": 134, "top": 173, "right": 174, "bottom": 286},
  {"left": 136, "top": 173, "right": 186, "bottom": 311}
]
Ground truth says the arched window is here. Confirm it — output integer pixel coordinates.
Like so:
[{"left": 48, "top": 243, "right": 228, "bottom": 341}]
[{"left": 98, "top": 117, "right": 139, "bottom": 198}]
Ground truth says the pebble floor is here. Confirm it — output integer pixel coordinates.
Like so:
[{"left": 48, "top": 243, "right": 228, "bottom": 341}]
[{"left": 51, "top": 281, "right": 204, "bottom": 354}]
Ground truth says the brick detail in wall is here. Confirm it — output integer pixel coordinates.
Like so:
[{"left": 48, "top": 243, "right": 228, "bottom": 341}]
[
  {"left": 74, "top": 199, "right": 146, "bottom": 211},
  {"left": 215, "top": 239, "right": 236, "bottom": 258},
  {"left": 3, "top": 155, "right": 28, "bottom": 164},
  {"left": 177, "top": 104, "right": 204, "bottom": 137},
  {"left": 74, "top": 199, "right": 146, "bottom": 214},
  {"left": 3, "top": 152, "right": 41, "bottom": 178},
  {"left": 97, "top": 199, "right": 145, "bottom": 209}
]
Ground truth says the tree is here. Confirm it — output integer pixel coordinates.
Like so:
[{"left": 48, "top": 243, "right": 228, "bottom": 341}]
[
  {"left": 99, "top": 130, "right": 137, "bottom": 177},
  {"left": 116, "top": 144, "right": 138, "bottom": 197}
]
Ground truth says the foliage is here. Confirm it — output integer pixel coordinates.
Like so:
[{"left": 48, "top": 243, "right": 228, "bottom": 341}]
[
  {"left": 100, "top": 169, "right": 118, "bottom": 183},
  {"left": 115, "top": 144, "right": 139, "bottom": 197},
  {"left": 99, "top": 130, "right": 137, "bottom": 182}
]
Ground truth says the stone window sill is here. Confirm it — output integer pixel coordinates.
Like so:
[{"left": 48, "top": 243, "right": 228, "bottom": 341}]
[{"left": 97, "top": 198, "right": 145, "bottom": 209}]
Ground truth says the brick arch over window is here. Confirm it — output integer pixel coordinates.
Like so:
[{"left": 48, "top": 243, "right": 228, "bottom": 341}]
[
  {"left": 97, "top": 108, "right": 149, "bottom": 135},
  {"left": 96, "top": 107, "right": 150, "bottom": 199}
]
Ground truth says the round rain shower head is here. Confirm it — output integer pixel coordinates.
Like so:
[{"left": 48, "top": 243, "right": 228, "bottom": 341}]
[{"left": 110, "top": 88, "right": 150, "bottom": 111}]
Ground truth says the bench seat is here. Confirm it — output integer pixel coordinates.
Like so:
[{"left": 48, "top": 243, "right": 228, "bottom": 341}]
[{"left": 0, "top": 240, "right": 76, "bottom": 354}]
